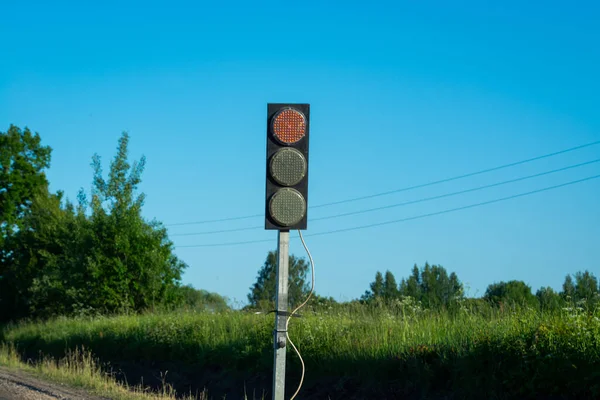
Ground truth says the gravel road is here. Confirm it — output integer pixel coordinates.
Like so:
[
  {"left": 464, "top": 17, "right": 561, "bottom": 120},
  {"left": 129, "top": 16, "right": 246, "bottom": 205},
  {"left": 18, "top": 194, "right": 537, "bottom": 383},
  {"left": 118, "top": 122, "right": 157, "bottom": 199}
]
[{"left": 0, "top": 368, "right": 108, "bottom": 400}]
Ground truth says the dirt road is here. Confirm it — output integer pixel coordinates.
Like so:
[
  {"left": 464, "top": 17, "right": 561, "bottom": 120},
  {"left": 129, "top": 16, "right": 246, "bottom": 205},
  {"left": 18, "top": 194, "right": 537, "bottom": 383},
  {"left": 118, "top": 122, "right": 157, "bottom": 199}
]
[{"left": 0, "top": 368, "right": 108, "bottom": 400}]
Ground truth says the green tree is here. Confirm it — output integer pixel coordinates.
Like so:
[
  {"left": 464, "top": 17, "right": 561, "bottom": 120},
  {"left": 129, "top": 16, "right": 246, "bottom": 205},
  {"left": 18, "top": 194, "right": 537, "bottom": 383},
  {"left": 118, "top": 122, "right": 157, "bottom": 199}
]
[
  {"left": 484, "top": 280, "right": 539, "bottom": 309},
  {"left": 247, "top": 250, "right": 310, "bottom": 310},
  {"left": 383, "top": 270, "right": 399, "bottom": 301},
  {"left": 1, "top": 131, "right": 186, "bottom": 321},
  {"left": 562, "top": 275, "right": 576, "bottom": 300},
  {"left": 78, "top": 132, "right": 186, "bottom": 313},
  {"left": 0, "top": 188, "right": 64, "bottom": 320},
  {"left": 307, "top": 293, "right": 338, "bottom": 310},
  {"left": 399, "top": 265, "right": 422, "bottom": 300},
  {"left": 0, "top": 125, "right": 54, "bottom": 320},
  {"left": 562, "top": 270, "right": 599, "bottom": 311},
  {"left": 398, "top": 262, "right": 463, "bottom": 310},
  {"left": 174, "top": 284, "right": 230, "bottom": 313},
  {"left": 361, "top": 271, "right": 384, "bottom": 302},
  {"left": 0, "top": 125, "right": 52, "bottom": 263},
  {"left": 0, "top": 180, "right": 97, "bottom": 321},
  {"left": 536, "top": 286, "right": 562, "bottom": 313},
  {"left": 0, "top": 125, "right": 52, "bottom": 234}
]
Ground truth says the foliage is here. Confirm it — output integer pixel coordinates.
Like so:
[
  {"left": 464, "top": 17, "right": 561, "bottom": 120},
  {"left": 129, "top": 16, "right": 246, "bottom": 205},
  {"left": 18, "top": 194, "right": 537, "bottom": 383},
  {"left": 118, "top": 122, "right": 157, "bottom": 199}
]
[
  {"left": 2, "top": 306, "right": 599, "bottom": 399},
  {"left": 536, "top": 286, "right": 562, "bottom": 313},
  {"left": 0, "top": 125, "right": 53, "bottom": 313},
  {"left": 0, "top": 125, "right": 52, "bottom": 253},
  {"left": 484, "top": 279, "right": 539, "bottom": 309},
  {"left": 363, "top": 271, "right": 384, "bottom": 300},
  {"left": 363, "top": 262, "right": 464, "bottom": 312},
  {"left": 0, "top": 132, "right": 187, "bottom": 321},
  {"left": 76, "top": 132, "right": 186, "bottom": 314},
  {"left": 173, "top": 284, "right": 230, "bottom": 313},
  {"left": 399, "top": 265, "right": 422, "bottom": 299},
  {"left": 562, "top": 270, "right": 599, "bottom": 311},
  {"left": 0, "top": 344, "right": 203, "bottom": 400},
  {"left": 0, "top": 124, "right": 63, "bottom": 320},
  {"left": 247, "top": 250, "right": 310, "bottom": 310},
  {"left": 383, "top": 270, "right": 399, "bottom": 301},
  {"left": 400, "top": 262, "right": 463, "bottom": 310},
  {"left": 562, "top": 274, "right": 576, "bottom": 299},
  {"left": 0, "top": 188, "right": 83, "bottom": 320}
]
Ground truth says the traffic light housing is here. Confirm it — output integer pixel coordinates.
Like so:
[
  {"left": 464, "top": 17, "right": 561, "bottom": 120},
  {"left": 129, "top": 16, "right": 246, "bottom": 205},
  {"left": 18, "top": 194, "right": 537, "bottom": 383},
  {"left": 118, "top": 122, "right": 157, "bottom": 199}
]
[{"left": 265, "top": 103, "right": 310, "bottom": 230}]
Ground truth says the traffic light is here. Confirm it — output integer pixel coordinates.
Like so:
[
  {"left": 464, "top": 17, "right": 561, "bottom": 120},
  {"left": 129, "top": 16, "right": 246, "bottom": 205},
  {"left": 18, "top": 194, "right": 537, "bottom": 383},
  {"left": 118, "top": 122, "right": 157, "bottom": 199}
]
[{"left": 265, "top": 103, "right": 310, "bottom": 230}]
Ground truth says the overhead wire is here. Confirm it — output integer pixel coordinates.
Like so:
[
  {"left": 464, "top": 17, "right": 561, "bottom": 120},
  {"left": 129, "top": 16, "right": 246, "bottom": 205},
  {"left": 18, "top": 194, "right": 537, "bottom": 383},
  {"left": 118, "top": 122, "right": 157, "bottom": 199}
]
[
  {"left": 305, "top": 174, "right": 600, "bottom": 237},
  {"left": 174, "top": 173, "right": 600, "bottom": 248},
  {"left": 310, "top": 140, "right": 600, "bottom": 209},
  {"left": 309, "top": 158, "right": 600, "bottom": 222},
  {"left": 170, "top": 158, "right": 600, "bottom": 237},
  {"left": 165, "top": 212, "right": 263, "bottom": 227},
  {"left": 166, "top": 139, "right": 600, "bottom": 227}
]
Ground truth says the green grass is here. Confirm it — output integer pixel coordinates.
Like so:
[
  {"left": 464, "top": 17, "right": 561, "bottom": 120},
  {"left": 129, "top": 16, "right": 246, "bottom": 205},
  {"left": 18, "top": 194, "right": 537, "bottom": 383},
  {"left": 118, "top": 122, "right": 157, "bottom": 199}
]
[
  {"left": 1, "top": 305, "right": 599, "bottom": 399},
  {"left": 0, "top": 342, "right": 201, "bottom": 400}
]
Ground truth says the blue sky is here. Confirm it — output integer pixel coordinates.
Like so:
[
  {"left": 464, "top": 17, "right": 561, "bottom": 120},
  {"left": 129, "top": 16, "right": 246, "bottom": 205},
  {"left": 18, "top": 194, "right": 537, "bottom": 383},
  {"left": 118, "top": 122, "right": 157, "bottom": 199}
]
[{"left": 1, "top": 0, "right": 599, "bottom": 306}]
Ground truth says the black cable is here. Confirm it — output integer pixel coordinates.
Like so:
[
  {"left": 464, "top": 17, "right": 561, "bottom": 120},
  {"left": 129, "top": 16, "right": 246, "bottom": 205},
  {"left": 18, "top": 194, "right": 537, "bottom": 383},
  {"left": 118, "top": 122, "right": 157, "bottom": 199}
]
[
  {"left": 170, "top": 158, "right": 600, "bottom": 237},
  {"left": 310, "top": 158, "right": 600, "bottom": 222},
  {"left": 176, "top": 237, "right": 273, "bottom": 247},
  {"left": 171, "top": 225, "right": 261, "bottom": 236},
  {"left": 166, "top": 213, "right": 263, "bottom": 227},
  {"left": 307, "top": 174, "right": 600, "bottom": 237},
  {"left": 311, "top": 141, "right": 600, "bottom": 208},
  {"left": 166, "top": 139, "right": 600, "bottom": 227},
  {"left": 174, "top": 173, "right": 600, "bottom": 248}
]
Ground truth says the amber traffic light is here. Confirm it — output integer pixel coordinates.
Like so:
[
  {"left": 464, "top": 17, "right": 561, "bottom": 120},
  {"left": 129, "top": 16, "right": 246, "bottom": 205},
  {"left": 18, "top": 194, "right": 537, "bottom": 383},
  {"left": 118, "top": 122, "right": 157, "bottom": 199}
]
[{"left": 265, "top": 104, "right": 310, "bottom": 230}]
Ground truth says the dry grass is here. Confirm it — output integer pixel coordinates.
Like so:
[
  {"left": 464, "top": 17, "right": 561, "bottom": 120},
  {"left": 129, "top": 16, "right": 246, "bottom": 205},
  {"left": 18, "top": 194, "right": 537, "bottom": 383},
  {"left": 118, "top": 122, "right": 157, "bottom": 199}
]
[{"left": 0, "top": 343, "right": 206, "bottom": 400}]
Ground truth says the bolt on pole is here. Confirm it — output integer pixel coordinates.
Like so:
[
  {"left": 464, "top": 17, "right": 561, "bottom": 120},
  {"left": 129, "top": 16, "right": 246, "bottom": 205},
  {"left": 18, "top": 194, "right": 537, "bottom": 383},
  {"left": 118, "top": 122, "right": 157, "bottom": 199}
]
[{"left": 272, "top": 230, "right": 289, "bottom": 400}]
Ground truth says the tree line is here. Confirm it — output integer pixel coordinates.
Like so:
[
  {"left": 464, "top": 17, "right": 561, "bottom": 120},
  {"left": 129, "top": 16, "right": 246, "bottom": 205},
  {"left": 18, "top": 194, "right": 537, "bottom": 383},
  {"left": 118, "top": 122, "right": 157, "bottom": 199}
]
[
  {"left": 362, "top": 264, "right": 599, "bottom": 313},
  {"left": 244, "top": 253, "right": 599, "bottom": 314}
]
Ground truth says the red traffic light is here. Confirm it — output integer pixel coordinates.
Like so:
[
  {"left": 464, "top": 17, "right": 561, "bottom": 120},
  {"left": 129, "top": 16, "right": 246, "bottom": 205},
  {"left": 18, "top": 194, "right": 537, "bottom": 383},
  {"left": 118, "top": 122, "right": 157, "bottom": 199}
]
[{"left": 271, "top": 108, "right": 306, "bottom": 144}]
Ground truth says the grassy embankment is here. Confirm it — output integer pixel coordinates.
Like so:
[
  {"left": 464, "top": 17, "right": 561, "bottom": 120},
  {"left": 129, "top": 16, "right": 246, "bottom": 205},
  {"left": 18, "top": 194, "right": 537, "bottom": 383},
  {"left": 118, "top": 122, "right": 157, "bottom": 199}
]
[
  {"left": 1, "top": 304, "right": 599, "bottom": 399},
  {"left": 0, "top": 342, "right": 207, "bottom": 400}
]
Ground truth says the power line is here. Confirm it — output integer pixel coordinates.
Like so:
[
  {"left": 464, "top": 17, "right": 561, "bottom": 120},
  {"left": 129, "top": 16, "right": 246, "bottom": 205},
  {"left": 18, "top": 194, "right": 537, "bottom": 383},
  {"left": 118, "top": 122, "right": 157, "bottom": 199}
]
[
  {"left": 176, "top": 237, "right": 273, "bottom": 247},
  {"left": 308, "top": 174, "right": 600, "bottom": 237},
  {"left": 311, "top": 158, "right": 600, "bottom": 222},
  {"left": 166, "top": 212, "right": 263, "bottom": 226},
  {"left": 170, "top": 158, "right": 600, "bottom": 237},
  {"left": 171, "top": 225, "right": 261, "bottom": 236},
  {"left": 166, "top": 139, "right": 600, "bottom": 227},
  {"left": 174, "top": 173, "right": 600, "bottom": 248},
  {"left": 311, "top": 141, "right": 600, "bottom": 208}
]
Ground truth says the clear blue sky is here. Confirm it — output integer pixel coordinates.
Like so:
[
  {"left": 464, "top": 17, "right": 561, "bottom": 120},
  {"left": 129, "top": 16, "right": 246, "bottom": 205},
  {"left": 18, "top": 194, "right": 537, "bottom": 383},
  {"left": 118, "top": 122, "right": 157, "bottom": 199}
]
[{"left": 1, "top": 0, "right": 599, "bottom": 306}]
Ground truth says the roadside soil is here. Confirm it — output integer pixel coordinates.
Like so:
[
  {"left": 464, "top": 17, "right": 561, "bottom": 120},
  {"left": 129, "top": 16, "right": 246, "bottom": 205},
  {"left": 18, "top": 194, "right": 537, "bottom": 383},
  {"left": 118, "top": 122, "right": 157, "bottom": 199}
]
[{"left": 0, "top": 367, "right": 108, "bottom": 400}]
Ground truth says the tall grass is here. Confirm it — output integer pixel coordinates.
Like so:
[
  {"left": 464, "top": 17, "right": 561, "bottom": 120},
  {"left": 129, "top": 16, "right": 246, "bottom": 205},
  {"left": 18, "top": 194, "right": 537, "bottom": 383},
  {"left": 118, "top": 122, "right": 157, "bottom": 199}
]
[
  {"left": 0, "top": 342, "right": 202, "bottom": 399},
  {"left": 1, "top": 304, "right": 599, "bottom": 399}
]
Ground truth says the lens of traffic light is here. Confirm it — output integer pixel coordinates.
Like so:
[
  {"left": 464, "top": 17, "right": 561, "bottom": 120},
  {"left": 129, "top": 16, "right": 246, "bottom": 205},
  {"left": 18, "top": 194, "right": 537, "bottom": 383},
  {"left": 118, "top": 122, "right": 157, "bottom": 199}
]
[
  {"left": 271, "top": 108, "right": 306, "bottom": 144},
  {"left": 270, "top": 148, "right": 307, "bottom": 186},
  {"left": 269, "top": 188, "right": 306, "bottom": 227}
]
